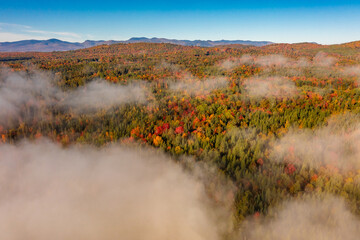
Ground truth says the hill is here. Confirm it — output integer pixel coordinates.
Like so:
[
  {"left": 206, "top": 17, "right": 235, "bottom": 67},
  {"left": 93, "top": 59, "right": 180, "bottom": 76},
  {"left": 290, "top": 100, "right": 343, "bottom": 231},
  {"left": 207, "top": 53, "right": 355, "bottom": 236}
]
[
  {"left": 0, "top": 37, "right": 273, "bottom": 52},
  {"left": 2, "top": 39, "right": 360, "bottom": 232}
]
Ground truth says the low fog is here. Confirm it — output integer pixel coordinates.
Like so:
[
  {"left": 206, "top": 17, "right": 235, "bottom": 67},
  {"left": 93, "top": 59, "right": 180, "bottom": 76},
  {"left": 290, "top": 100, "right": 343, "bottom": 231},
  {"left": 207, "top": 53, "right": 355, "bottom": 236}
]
[
  {"left": 0, "top": 139, "right": 231, "bottom": 240},
  {"left": 218, "top": 52, "right": 335, "bottom": 71},
  {"left": 272, "top": 115, "right": 360, "bottom": 171},
  {"left": 255, "top": 55, "right": 289, "bottom": 68},
  {"left": 243, "top": 76, "right": 298, "bottom": 98},
  {"left": 63, "top": 80, "right": 146, "bottom": 113},
  {"left": 344, "top": 65, "right": 360, "bottom": 76},
  {"left": 218, "top": 55, "right": 289, "bottom": 70},
  {"left": 343, "top": 65, "right": 360, "bottom": 84},
  {"left": 2, "top": 61, "right": 360, "bottom": 240},
  {"left": 0, "top": 68, "right": 147, "bottom": 128},
  {"left": 241, "top": 196, "right": 360, "bottom": 240},
  {"left": 1, "top": 139, "right": 359, "bottom": 240},
  {"left": 169, "top": 74, "right": 228, "bottom": 96},
  {"left": 313, "top": 52, "right": 337, "bottom": 67},
  {"left": 158, "top": 63, "right": 229, "bottom": 96},
  {"left": 0, "top": 69, "right": 61, "bottom": 127}
]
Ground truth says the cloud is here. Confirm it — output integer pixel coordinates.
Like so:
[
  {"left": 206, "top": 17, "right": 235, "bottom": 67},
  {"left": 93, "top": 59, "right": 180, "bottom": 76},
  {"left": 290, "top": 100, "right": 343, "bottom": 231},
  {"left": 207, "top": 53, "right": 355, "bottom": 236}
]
[
  {"left": 0, "top": 139, "right": 232, "bottom": 240},
  {"left": 25, "top": 30, "right": 81, "bottom": 39},
  {"left": 0, "top": 68, "right": 62, "bottom": 128},
  {"left": 0, "top": 32, "right": 38, "bottom": 42},
  {"left": 63, "top": 80, "right": 147, "bottom": 113},
  {"left": 344, "top": 66, "right": 360, "bottom": 76},
  {"left": 0, "top": 139, "right": 357, "bottom": 240},
  {"left": 254, "top": 55, "right": 314, "bottom": 69},
  {"left": 0, "top": 69, "right": 148, "bottom": 128},
  {"left": 271, "top": 114, "right": 360, "bottom": 171},
  {"left": 255, "top": 55, "right": 290, "bottom": 68},
  {"left": 217, "top": 55, "right": 255, "bottom": 71},
  {"left": 169, "top": 74, "right": 228, "bottom": 96},
  {"left": 0, "top": 22, "right": 32, "bottom": 30},
  {"left": 0, "top": 22, "right": 83, "bottom": 42},
  {"left": 240, "top": 54, "right": 255, "bottom": 65},
  {"left": 243, "top": 76, "right": 298, "bottom": 99},
  {"left": 218, "top": 53, "right": 339, "bottom": 75},
  {"left": 218, "top": 54, "right": 318, "bottom": 73},
  {"left": 313, "top": 52, "right": 337, "bottom": 67},
  {"left": 156, "top": 61, "right": 182, "bottom": 72},
  {"left": 241, "top": 196, "right": 360, "bottom": 240},
  {"left": 219, "top": 59, "right": 240, "bottom": 71},
  {"left": 343, "top": 65, "right": 360, "bottom": 84},
  {"left": 218, "top": 58, "right": 244, "bottom": 71}
]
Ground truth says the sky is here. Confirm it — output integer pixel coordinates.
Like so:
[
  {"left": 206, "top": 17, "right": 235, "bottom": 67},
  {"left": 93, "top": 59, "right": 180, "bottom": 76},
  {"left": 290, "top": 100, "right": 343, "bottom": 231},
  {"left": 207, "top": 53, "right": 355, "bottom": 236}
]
[{"left": 1, "top": 0, "right": 360, "bottom": 44}]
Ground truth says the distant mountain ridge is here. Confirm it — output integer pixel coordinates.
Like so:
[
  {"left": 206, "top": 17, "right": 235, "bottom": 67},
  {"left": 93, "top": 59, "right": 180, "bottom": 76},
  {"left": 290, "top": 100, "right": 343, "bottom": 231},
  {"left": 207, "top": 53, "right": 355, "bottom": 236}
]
[
  {"left": 125, "top": 37, "right": 273, "bottom": 47},
  {"left": 0, "top": 37, "right": 273, "bottom": 52}
]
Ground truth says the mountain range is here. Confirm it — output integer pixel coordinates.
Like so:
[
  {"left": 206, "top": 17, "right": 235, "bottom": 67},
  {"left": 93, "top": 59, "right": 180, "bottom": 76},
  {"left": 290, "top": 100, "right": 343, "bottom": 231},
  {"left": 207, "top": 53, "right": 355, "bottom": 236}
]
[{"left": 0, "top": 37, "right": 273, "bottom": 52}]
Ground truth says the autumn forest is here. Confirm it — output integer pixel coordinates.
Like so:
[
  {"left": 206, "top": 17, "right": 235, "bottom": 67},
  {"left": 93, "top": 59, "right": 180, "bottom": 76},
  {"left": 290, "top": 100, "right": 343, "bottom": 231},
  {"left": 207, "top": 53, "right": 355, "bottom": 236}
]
[{"left": 1, "top": 41, "right": 360, "bottom": 239}]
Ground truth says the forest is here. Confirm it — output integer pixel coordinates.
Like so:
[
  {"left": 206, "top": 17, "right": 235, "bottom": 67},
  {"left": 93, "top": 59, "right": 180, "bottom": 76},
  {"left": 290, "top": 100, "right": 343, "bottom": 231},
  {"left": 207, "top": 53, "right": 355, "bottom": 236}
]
[{"left": 1, "top": 41, "right": 360, "bottom": 239}]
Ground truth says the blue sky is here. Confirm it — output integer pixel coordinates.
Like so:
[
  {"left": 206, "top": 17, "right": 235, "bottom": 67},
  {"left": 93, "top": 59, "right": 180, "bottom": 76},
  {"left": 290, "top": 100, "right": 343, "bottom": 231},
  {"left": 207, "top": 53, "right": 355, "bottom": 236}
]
[{"left": 0, "top": 0, "right": 360, "bottom": 44}]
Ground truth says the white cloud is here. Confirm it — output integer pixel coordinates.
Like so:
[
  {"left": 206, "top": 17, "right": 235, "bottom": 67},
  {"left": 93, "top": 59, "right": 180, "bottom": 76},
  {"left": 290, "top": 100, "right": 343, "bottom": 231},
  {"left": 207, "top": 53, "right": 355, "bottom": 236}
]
[
  {"left": 242, "top": 196, "right": 360, "bottom": 240},
  {"left": 0, "top": 22, "right": 83, "bottom": 42},
  {"left": 25, "top": 29, "right": 81, "bottom": 39},
  {"left": 0, "top": 32, "right": 44, "bottom": 42},
  {"left": 0, "top": 139, "right": 233, "bottom": 240},
  {"left": 0, "top": 22, "right": 31, "bottom": 29}
]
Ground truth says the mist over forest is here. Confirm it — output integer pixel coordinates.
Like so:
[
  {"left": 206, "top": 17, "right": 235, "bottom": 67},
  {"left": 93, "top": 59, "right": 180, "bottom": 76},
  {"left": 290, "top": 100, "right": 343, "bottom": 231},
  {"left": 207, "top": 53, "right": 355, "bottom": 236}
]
[{"left": 1, "top": 40, "right": 360, "bottom": 239}]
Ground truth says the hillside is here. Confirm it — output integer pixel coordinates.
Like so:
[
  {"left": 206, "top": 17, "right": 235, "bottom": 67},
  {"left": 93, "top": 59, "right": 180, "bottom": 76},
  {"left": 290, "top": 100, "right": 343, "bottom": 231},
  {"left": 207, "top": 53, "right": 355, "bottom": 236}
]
[
  {"left": 1, "top": 41, "right": 360, "bottom": 238},
  {"left": 0, "top": 37, "right": 273, "bottom": 52}
]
